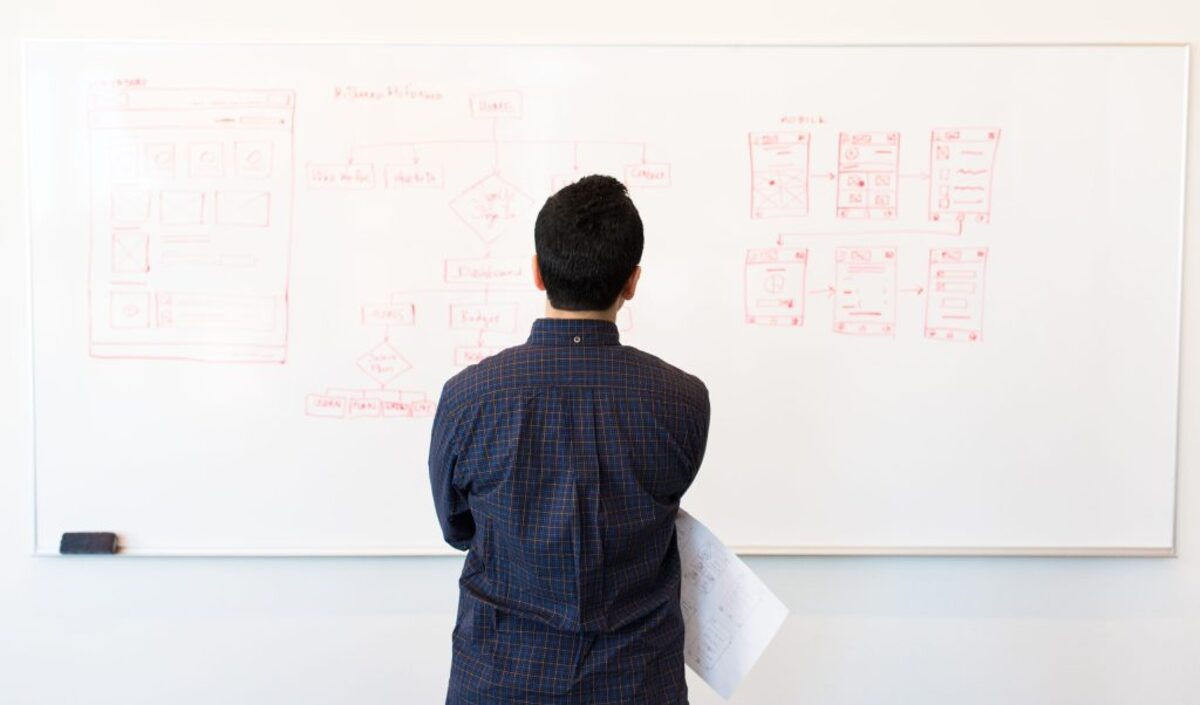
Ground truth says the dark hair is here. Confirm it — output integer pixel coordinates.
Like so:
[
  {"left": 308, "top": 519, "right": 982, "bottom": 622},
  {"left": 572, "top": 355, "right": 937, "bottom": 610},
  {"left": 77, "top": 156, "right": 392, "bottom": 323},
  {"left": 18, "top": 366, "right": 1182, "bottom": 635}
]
[{"left": 534, "top": 174, "right": 644, "bottom": 311}]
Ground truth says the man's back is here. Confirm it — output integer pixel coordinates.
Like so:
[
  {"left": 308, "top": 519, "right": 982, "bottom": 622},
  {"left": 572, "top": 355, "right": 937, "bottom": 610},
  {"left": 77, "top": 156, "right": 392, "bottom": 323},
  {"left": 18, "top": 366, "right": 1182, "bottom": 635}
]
[{"left": 430, "top": 317, "right": 710, "bottom": 704}]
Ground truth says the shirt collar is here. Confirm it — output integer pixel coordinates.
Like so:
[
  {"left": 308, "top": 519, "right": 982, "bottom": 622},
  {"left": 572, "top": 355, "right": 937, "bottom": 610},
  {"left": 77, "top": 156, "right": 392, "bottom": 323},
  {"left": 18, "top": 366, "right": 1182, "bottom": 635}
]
[{"left": 527, "top": 317, "right": 621, "bottom": 347}]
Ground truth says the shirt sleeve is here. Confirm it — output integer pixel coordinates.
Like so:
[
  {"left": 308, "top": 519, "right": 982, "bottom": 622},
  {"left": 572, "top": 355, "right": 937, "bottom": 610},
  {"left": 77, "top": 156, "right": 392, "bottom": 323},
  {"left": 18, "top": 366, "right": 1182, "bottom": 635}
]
[
  {"left": 428, "top": 384, "right": 475, "bottom": 551},
  {"left": 689, "top": 384, "right": 712, "bottom": 482},
  {"left": 676, "top": 382, "right": 711, "bottom": 500},
  {"left": 691, "top": 385, "right": 711, "bottom": 475}
]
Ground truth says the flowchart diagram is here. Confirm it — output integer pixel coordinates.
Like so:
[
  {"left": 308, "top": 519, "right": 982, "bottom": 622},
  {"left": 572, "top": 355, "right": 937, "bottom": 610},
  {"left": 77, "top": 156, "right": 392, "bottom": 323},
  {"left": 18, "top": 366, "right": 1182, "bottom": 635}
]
[
  {"left": 302, "top": 90, "right": 651, "bottom": 420},
  {"left": 82, "top": 83, "right": 656, "bottom": 421},
  {"left": 744, "top": 128, "right": 999, "bottom": 341},
  {"left": 83, "top": 83, "right": 998, "bottom": 401}
]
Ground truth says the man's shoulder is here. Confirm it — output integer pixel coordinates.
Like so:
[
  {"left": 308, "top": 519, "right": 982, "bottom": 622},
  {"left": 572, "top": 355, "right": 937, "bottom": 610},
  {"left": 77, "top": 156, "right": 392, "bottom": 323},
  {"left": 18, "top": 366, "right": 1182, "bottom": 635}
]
[
  {"left": 618, "top": 344, "right": 710, "bottom": 409},
  {"left": 438, "top": 340, "right": 709, "bottom": 412}
]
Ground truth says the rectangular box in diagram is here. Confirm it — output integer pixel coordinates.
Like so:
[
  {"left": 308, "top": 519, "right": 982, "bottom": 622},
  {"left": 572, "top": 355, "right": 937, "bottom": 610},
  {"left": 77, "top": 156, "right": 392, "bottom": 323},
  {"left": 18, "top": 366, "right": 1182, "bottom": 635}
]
[
  {"left": 87, "top": 88, "right": 294, "bottom": 363},
  {"left": 443, "top": 257, "right": 526, "bottom": 285},
  {"left": 925, "top": 248, "right": 988, "bottom": 342},
  {"left": 235, "top": 141, "right": 274, "bottom": 179},
  {"left": 305, "top": 394, "right": 348, "bottom": 419},
  {"left": 109, "top": 291, "right": 152, "bottom": 329},
  {"left": 361, "top": 302, "right": 416, "bottom": 327},
  {"left": 159, "top": 190, "right": 206, "bottom": 226},
  {"left": 748, "top": 132, "right": 810, "bottom": 219},
  {"left": 383, "top": 163, "right": 444, "bottom": 189},
  {"left": 111, "top": 187, "right": 151, "bottom": 223},
  {"left": 454, "top": 346, "right": 500, "bottom": 366},
  {"left": 448, "top": 303, "right": 518, "bottom": 332},
  {"left": 306, "top": 163, "right": 375, "bottom": 189},
  {"left": 110, "top": 230, "right": 149, "bottom": 274},
  {"left": 929, "top": 128, "right": 1001, "bottom": 223},
  {"left": 348, "top": 398, "right": 384, "bottom": 419},
  {"left": 833, "top": 246, "right": 897, "bottom": 336},
  {"left": 188, "top": 142, "right": 225, "bottom": 178},
  {"left": 469, "top": 90, "right": 523, "bottom": 119},
  {"left": 624, "top": 163, "right": 672, "bottom": 188},
  {"left": 306, "top": 389, "right": 432, "bottom": 421},
  {"left": 743, "top": 248, "right": 808, "bottom": 326},
  {"left": 836, "top": 132, "right": 900, "bottom": 219}
]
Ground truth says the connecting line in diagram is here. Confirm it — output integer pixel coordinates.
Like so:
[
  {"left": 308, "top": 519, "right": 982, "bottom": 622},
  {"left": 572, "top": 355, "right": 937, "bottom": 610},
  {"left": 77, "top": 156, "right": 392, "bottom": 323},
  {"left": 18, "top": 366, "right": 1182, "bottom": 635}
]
[
  {"left": 314, "top": 91, "right": 668, "bottom": 194},
  {"left": 744, "top": 127, "right": 999, "bottom": 341},
  {"left": 305, "top": 89, "right": 663, "bottom": 420}
]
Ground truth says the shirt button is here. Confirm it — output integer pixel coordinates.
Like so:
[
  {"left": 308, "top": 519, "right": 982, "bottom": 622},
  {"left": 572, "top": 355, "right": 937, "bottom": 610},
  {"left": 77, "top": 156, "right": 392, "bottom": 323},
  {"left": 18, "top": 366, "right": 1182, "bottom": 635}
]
[{"left": 573, "top": 336, "right": 582, "bottom": 344}]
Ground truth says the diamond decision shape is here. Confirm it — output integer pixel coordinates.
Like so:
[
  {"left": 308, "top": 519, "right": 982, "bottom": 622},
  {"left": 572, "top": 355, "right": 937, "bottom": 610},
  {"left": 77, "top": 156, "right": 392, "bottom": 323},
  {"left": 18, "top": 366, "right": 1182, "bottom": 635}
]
[
  {"left": 357, "top": 342, "right": 412, "bottom": 385},
  {"left": 450, "top": 173, "right": 533, "bottom": 243}
]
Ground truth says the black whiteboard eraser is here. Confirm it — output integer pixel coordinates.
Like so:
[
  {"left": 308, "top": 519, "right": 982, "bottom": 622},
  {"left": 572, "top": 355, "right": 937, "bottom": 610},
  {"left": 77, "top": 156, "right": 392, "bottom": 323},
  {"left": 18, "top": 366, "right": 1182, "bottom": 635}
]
[{"left": 59, "top": 532, "right": 119, "bottom": 554}]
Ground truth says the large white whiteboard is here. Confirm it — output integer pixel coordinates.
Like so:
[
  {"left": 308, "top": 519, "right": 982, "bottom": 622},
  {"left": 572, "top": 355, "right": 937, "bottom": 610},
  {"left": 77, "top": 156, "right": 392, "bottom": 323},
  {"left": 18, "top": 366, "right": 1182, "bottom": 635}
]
[{"left": 24, "top": 42, "right": 1187, "bottom": 555}]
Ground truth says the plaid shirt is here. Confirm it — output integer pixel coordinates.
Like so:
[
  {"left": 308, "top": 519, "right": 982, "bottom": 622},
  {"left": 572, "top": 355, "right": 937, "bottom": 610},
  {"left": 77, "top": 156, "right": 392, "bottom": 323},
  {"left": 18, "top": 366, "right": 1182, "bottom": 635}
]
[{"left": 429, "top": 317, "right": 710, "bottom": 704}]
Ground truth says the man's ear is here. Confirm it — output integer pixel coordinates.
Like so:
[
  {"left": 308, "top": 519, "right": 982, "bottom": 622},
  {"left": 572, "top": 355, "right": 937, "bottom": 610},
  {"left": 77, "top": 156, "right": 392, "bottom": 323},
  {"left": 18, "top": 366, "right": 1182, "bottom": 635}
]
[
  {"left": 621, "top": 266, "right": 641, "bottom": 302},
  {"left": 531, "top": 254, "right": 546, "bottom": 292}
]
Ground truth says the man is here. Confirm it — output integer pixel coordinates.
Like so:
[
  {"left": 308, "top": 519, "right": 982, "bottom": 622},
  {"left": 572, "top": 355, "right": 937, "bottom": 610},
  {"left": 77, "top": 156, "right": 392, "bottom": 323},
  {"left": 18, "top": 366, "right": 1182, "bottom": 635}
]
[{"left": 429, "top": 174, "right": 710, "bottom": 704}]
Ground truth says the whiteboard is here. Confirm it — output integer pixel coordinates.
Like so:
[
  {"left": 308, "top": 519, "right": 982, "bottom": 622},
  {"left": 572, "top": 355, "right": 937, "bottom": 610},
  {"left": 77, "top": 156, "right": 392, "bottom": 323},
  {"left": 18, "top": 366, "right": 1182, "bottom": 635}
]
[{"left": 24, "top": 42, "right": 1188, "bottom": 556}]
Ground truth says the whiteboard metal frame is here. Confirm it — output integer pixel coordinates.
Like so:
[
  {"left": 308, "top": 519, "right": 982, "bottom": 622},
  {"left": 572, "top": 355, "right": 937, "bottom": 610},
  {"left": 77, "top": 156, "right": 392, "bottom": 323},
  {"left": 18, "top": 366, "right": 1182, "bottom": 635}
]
[
  {"left": 22, "top": 40, "right": 42, "bottom": 560},
  {"left": 22, "top": 40, "right": 1191, "bottom": 559}
]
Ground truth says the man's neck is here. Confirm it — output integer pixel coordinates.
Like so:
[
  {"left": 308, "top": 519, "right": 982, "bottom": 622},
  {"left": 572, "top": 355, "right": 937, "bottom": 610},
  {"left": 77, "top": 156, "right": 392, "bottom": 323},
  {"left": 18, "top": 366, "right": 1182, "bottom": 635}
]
[{"left": 543, "top": 300, "right": 621, "bottom": 323}]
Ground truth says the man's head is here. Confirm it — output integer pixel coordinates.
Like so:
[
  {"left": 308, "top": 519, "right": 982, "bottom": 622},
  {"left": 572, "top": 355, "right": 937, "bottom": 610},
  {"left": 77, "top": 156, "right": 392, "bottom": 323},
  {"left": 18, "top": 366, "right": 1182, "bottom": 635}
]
[{"left": 533, "top": 174, "right": 643, "bottom": 313}]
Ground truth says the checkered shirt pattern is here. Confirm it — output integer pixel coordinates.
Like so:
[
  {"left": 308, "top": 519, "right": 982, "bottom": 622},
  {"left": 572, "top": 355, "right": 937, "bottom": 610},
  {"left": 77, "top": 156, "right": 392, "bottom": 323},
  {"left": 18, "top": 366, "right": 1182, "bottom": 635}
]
[{"left": 429, "top": 317, "right": 710, "bottom": 704}]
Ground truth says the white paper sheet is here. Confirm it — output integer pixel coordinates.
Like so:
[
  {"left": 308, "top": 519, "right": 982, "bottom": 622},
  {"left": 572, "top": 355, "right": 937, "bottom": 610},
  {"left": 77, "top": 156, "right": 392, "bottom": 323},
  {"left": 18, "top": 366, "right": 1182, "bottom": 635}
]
[{"left": 676, "top": 509, "right": 789, "bottom": 699}]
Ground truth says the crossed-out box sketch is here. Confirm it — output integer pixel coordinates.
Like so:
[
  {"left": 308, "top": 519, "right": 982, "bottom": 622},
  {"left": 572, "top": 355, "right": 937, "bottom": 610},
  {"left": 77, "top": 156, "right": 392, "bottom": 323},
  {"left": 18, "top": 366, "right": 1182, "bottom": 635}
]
[{"left": 749, "top": 132, "right": 810, "bottom": 219}]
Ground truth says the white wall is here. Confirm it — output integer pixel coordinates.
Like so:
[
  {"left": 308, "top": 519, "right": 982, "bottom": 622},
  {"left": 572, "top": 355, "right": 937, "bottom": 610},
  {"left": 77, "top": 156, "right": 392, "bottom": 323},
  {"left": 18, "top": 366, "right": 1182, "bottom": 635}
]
[{"left": 2, "top": 1, "right": 1196, "bottom": 703}]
